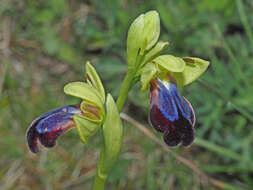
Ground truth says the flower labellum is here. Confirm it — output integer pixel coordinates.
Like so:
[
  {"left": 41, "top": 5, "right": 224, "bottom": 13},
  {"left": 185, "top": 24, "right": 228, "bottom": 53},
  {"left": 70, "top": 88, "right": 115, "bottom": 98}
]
[
  {"left": 149, "top": 78, "right": 195, "bottom": 147},
  {"left": 26, "top": 105, "right": 82, "bottom": 153}
]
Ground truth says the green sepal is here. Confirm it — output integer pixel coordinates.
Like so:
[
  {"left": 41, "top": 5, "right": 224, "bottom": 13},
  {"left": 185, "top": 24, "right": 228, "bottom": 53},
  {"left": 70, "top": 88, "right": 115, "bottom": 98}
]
[
  {"left": 64, "top": 82, "right": 104, "bottom": 109},
  {"left": 154, "top": 55, "right": 185, "bottom": 72},
  {"left": 141, "top": 62, "right": 158, "bottom": 91},
  {"left": 142, "top": 10, "right": 160, "bottom": 51},
  {"left": 85, "top": 62, "right": 105, "bottom": 103},
  {"left": 98, "top": 94, "right": 123, "bottom": 177},
  {"left": 141, "top": 41, "right": 169, "bottom": 68},
  {"left": 127, "top": 13, "right": 144, "bottom": 68},
  {"left": 171, "top": 57, "right": 210, "bottom": 86},
  {"left": 73, "top": 114, "right": 101, "bottom": 144}
]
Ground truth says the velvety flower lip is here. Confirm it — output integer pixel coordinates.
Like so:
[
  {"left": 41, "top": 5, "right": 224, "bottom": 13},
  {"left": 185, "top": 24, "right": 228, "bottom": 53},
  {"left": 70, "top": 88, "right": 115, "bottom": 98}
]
[
  {"left": 149, "top": 78, "right": 195, "bottom": 147},
  {"left": 26, "top": 105, "right": 81, "bottom": 153}
]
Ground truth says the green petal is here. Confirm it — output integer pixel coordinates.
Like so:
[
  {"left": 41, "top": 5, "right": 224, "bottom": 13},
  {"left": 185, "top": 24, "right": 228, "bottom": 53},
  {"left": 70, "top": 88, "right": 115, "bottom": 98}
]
[
  {"left": 85, "top": 62, "right": 105, "bottom": 103},
  {"left": 64, "top": 82, "right": 103, "bottom": 108},
  {"left": 154, "top": 55, "right": 185, "bottom": 72},
  {"left": 171, "top": 57, "right": 210, "bottom": 86},
  {"left": 73, "top": 114, "right": 101, "bottom": 144},
  {"left": 141, "top": 62, "right": 158, "bottom": 91},
  {"left": 127, "top": 13, "right": 144, "bottom": 67}
]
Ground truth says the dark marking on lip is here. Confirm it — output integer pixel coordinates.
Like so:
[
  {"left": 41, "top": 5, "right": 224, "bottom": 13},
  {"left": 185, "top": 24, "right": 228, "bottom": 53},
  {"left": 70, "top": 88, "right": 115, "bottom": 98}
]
[{"left": 183, "top": 58, "right": 195, "bottom": 64}]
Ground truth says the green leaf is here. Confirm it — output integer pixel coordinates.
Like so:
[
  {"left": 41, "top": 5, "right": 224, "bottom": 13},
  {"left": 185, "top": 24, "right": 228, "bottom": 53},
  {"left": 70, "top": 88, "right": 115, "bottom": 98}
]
[
  {"left": 142, "top": 10, "right": 160, "bottom": 51},
  {"left": 64, "top": 82, "right": 103, "bottom": 108},
  {"left": 85, "top": 62, "right": 105, "bottom": 103},
  {"left": 141, "top": 62, "right": 158, "bottom": 91},
  {"left": 171, "top": 57, "right": 210, "bottom": 86},
  {"left": 98, "top": 94, "right": 123, "bottom": 176},
  {"left": 142, "top": 41, "right": 169, "bottom": 67},
  {"left": 127, "top": 13, "right": 144, "bottom": 68},
  {"left": 73, "top": 114, "right": 101, "bottom": 144},
  {"left": 154, "top": 55, "right": 185, "bottom": 72}
]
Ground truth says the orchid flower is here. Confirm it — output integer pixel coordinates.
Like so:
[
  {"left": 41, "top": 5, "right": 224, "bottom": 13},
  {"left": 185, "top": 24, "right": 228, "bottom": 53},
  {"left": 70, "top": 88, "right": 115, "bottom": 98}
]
[
  {"left": 149, "top": 77, "right": 195, "bottom": 147},
  {"left": 141, "top": 56, "right": 209, "bottom": 147}
]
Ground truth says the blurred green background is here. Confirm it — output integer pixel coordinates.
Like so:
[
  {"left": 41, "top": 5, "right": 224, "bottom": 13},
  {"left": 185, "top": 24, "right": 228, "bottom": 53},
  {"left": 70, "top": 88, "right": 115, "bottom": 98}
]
[{"left": 1, "top": 0, "right": 253, "bottom": 189}]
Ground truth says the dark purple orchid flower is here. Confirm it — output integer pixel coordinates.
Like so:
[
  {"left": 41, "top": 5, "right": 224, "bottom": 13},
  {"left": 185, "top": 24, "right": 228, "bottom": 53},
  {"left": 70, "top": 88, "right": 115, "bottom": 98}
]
[
  {"left": 149, "top": 78, "right": 195, "bottom": 147},
  {"left": 26, "top": 105, "right": 81, "bottom": 153}
]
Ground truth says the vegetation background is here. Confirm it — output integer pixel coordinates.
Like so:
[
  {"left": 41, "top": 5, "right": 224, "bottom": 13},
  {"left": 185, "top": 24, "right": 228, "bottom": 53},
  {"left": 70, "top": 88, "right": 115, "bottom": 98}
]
[{"left": 0, "top": 0, "right": 253, "bottom": 189}]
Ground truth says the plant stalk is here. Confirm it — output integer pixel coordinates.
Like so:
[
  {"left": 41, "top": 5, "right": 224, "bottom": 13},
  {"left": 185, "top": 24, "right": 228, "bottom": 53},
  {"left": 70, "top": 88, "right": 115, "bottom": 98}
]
[
  {"left": 93, "top": 175, "right": 106, "bottom": 190},
  {"left": 116, "top": 69, "right": 136, "bottom": 111},
  {"left": 93, "top": 68, "right": 136, "bottom": 190}
]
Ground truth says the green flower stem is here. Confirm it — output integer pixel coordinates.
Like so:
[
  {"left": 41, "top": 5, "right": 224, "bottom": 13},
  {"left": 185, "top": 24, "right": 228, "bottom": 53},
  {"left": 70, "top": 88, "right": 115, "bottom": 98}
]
[
  {"left": 93, "top": 175, "right": 106, "bottom": 190},
  {"left": 93, "top": 68, "right": 136, "bottom": 190},
  {"left": 93, "top": 51, "right": 144, "bottom": 190},
  {"left": 116, "top": 68, "right": 136, "bottom": 111},
  {"left": 116, "top": 53, "right": 145, "bottom": 111}
]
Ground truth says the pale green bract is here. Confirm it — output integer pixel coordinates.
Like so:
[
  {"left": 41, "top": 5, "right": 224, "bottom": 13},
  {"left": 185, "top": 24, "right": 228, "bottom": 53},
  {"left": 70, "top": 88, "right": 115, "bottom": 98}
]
[
  {"left": 154, "top": 55, "right": 185, "bottom": 72},
  {"left": 171, "top": 57, "right": 210, "bottom": 86},
  {"left": 98, "top": 94, "right": 123, "bottom": 178}
]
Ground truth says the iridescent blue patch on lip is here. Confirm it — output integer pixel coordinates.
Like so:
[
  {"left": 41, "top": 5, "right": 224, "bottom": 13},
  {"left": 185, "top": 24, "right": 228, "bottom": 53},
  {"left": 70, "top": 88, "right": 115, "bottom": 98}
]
[
  {"left": 26, "top": 105, "right": 81, "bottom": 153},
  {"left": 149, "top": 78, "right": 195, "bottom": 147},
  {"left": 157, "top": 79, "right": 192, "bottom": 122}
]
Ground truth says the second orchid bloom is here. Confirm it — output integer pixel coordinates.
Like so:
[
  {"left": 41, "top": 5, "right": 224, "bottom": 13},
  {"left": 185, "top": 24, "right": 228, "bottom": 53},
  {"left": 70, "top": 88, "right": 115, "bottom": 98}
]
[
  {"left": 149, "top": 77, "right": 195, "bottom": 147},
  {"left": 141, "top": 56, "right": 209, "bottom": 147}
]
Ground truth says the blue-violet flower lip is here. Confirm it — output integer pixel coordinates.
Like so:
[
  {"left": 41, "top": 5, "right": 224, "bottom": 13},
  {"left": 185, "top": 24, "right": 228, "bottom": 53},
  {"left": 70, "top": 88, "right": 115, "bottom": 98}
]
[
  {"left": 26, "top": 105, "right": 81, "bottom": 153},
  {"left": 149, "top": 78, "right": 195, "bottom": 147}
]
